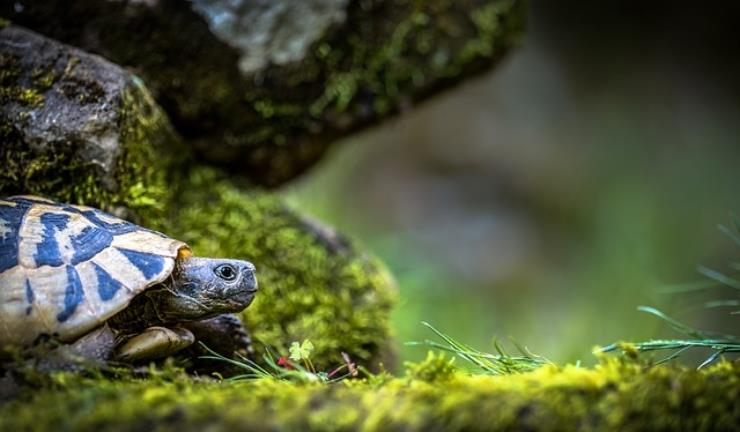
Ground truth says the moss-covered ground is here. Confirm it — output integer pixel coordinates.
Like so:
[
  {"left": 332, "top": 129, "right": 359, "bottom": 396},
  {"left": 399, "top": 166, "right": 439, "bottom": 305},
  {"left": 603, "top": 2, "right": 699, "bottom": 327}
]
[{"left": 1, "top": 357, "right": 737, "bottom": 431}]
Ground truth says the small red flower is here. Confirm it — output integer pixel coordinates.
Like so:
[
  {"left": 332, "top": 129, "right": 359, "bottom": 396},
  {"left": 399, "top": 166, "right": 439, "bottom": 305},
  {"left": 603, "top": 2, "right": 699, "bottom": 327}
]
[{"left": 277, "top": 356, "right": 294, "bottom": 370}]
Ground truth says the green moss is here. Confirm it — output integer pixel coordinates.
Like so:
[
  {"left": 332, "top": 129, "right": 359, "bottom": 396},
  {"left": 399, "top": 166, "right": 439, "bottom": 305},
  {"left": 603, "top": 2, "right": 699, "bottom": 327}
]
[
  {"left": 458, "top": 1, "right": 526, "bottom": 67},
  {"left": 0, "top": 52, "right": 44, "bottom": 108},
  {"left": 113, "top": 78, "right": 184, "bottom": 219},
  {"left": 404, "top": 351, "right": 457, "bottom": 382},
  {"left": 2, "top": 359, "right": 737, "bottom": 430},
  {"left": 31, "top": 67, "right": 57, "bottom": 89},
  {"left": 14, "top": 87, "right": 44, "bottom": 106},
  {"left": 155, "top": 167, "right": 397, "bottom": 371}
]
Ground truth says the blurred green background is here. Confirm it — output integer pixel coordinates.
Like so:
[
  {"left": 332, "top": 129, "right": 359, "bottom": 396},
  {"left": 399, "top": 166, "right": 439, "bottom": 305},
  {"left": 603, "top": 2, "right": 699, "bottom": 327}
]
[{"left": 282, "top": 2, "right": 740, "bottom": 367}]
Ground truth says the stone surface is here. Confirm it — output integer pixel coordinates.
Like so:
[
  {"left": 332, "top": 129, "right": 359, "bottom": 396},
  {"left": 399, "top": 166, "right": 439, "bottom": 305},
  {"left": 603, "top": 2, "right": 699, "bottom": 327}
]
[
  {"left": 190, "top": 0, "right": 350, "bottom": 73},
  {"left": 1, "top": 27, "right": 118, "bottom": 184},
  {"left": 0, "top": 23, "right": 179, "bottom": 218},
  {"left": 2, "top": 0, "right": 526, "bottom": 186}
]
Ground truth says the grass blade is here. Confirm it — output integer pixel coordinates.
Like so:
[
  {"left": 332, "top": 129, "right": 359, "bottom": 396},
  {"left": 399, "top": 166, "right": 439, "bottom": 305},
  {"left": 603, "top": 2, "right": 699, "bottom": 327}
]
[
  {"left": 637, "top": 306, "right": 709, "bottom": 338},
  {"left": 718, "top": 223, "right": 740, "bottom": 247},
  {"left": 704, "top": 299, "right": 740, "bottom": 309},
  {"left": 697, "top": 350, "right": 724, "bottom": 370},
  {"left": 413, "top": 322, "right": 549, "bottom": 375},
  {"left": 697, "top": 266, "right": 740, "bottom": 290}
]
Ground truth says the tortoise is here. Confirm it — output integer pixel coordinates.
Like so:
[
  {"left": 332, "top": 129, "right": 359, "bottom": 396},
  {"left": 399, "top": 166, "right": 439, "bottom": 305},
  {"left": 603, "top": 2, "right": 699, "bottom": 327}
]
[{"left": 0, "top": 196, "right": 258, "bottom": 366}]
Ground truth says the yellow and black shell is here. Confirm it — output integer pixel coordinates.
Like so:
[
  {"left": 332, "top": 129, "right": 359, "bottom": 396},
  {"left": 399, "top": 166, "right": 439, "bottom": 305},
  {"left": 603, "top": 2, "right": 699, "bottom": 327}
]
[{"left": 0, "top": 196, "right": 186, "bottom": 348}]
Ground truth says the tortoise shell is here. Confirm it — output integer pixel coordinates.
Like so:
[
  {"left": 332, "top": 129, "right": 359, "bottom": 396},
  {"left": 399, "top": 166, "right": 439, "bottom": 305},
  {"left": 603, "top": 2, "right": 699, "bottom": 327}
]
[{"left": 0, "top": 196, "right": 186, "bottom": 347}]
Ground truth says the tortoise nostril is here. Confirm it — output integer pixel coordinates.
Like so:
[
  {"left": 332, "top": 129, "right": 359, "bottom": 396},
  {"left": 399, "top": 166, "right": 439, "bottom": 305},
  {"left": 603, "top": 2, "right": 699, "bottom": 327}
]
[{"left": 245, "top": 271, "right": 258, "bottom": 292}]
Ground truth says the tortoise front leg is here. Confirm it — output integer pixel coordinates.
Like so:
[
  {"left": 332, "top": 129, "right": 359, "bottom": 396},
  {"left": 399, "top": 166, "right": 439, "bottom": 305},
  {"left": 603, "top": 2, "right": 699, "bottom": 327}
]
[{"left": 116, "top": 327, "right": 195, "bottom": 362}]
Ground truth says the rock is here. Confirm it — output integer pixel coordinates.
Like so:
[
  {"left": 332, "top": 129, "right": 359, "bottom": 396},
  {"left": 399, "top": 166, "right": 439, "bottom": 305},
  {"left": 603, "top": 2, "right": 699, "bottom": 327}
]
[
  {"left": 0, "top": 23, "right": 180, "bottom": 218},
  {"left": 2, "top": 0, "right": 526, "bottom": 186},
  {"left": 190, "top": 0, "right": 351, "bottom": 74},
  {"left": 0, "top": 24, "right": 396, "bottom": 370}
]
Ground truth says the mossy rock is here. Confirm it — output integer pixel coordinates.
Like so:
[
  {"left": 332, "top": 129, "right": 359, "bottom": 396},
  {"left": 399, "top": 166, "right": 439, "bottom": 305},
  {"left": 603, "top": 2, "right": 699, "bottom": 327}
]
[
  {"left": 1, "top": 358, "right": 737, "bottom": 430},
  {"left": 160, "top": 167, "right": 397, "bottom": 370},
  {"left": 2, "top": 0, "right": 526, "bottom": 186},
  {"left": 0, "top": 25, "right": 396, "bottom": 371},
  {"left": 0, "top": 25, "right": 179, "bottom": 220}
]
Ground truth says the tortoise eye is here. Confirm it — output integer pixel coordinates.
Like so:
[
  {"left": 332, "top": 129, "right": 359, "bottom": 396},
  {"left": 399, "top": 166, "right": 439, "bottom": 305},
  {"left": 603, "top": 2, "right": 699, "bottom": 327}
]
[{"left": 214, "top": 264, "right": 237, "bottom": 281}]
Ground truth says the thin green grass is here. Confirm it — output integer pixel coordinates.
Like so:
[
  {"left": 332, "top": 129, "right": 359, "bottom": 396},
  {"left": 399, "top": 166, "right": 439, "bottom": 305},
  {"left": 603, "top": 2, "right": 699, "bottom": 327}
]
[
  {"left": 599, "top": 306, "right": 740, "bottom": 368},
  {"left": 406, "top": 321, "right": 550, "bottom": 375},
  {"left": 198, "top": 343, "right": 359, "bottom": 383},
  {"left": 601, "top": 216, "right": 740, "bottom": 368},
  {"left": 694, "top": 216, "right": 740, "bottom": 315}
]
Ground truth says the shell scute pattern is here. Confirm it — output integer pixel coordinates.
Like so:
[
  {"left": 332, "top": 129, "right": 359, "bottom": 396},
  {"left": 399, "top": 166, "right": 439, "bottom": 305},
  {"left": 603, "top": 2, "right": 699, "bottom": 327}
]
[
  {"left": 0, "top": 196, "right": 186, "bottom": 346},
  {"left": 0, "top": 199, "right": 27, "bottom": 273}
]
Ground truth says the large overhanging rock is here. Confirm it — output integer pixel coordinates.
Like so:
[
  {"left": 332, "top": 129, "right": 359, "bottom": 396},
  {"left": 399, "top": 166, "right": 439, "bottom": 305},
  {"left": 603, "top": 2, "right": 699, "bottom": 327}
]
[
  {"left": 0, "top": 24, "right": 396, "bottom": 371},
  {"left": 2, "top": 0, "right": 526, "bottom": 186}
]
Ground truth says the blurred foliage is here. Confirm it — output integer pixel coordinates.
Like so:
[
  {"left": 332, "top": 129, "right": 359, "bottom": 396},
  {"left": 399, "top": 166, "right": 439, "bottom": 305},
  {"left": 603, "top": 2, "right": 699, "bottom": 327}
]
[{"left": 283, "top": 2, "right": 740, "bottom": 367}]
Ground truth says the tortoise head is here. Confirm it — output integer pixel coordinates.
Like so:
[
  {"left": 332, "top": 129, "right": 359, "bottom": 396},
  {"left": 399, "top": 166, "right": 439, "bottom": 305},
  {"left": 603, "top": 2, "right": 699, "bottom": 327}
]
[{"left": 149, "top": 257, "right": 258, "bottom": 322}]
